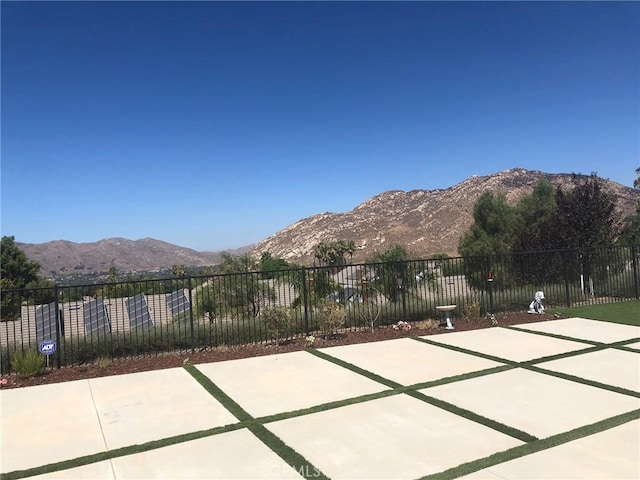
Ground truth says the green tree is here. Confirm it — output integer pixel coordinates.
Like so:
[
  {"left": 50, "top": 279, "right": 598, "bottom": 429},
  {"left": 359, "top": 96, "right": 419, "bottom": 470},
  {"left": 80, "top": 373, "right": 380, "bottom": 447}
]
[
  {"left": 459, "top": 192, "right": 518, "bottom": 257},
  {"left": 1, "top": 236, "right": 41, "bottom": 289},
  {"left": 621, "top": 168, "right": 640, "bottom": 245},
  {"left": 551, "top": 174, "right": 619, "bottom": 252},
  {"left": 458, "top": 193, "right": 519, "bottom": 290},
  {"left": 258, "top": 252, "right": 293, "bottom": 279},
  {"left": 366, "top": 244, "right": 418, "bottom": 303},
  {"left": 512, "top": 180, "right": 557, "bottom": 253},
  {"left": 194, "top": 252, "right": 275, "bottom": 321},
  {"left": 171, "top": 264, "right": 188, "bottom": 277},
  {"left": 1, "top": 236, "right": 53, "bottom": 320},
  {"left": 314, "top": 240, "right": 357, "bottom": 267}
]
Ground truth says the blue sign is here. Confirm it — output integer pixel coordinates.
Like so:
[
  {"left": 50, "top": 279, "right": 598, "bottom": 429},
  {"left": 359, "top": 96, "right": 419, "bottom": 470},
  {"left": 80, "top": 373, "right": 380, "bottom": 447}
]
[{"left": 39, "top": 340, "right": 56, "bottom": 356}]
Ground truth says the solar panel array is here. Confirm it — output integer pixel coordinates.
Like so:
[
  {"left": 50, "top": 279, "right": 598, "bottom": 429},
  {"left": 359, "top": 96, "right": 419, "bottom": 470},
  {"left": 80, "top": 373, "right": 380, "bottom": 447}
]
[
  {"left": 35, "top": 302, "right": 59, "bottom": 342},
  {"left": 126, "top": 293, "right": 154, "bottom": 330},
  {"left": 83, "top": 298, "right": 111, "bottom": 335},
  {"left": 166, "top": 290, "right": 190, "bottom": 316}
]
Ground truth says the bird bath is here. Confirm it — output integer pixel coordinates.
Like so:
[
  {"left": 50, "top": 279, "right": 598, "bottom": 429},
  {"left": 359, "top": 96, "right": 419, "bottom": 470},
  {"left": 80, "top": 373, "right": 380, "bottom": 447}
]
[{"left": 436, "top": 304, "right": 456, "bottom": 330}]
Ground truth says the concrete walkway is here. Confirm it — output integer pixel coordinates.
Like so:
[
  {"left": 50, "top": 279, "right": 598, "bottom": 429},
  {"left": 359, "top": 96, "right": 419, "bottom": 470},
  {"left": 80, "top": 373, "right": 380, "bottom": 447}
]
[{"left": 1, "top": 317, "right": 639, "bottom": 479}]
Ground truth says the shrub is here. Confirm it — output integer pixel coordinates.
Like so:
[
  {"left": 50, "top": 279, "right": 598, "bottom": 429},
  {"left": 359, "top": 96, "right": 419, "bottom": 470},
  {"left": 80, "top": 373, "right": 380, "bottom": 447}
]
[
  {"left": 260, "top": 306, "right": 293, "bottom": 344},
  {"left": 318, "top": 301, "right": 346, "bottom": 335},
  {"left": 11, "top": 349, "right": 46, "bottom": 378}
]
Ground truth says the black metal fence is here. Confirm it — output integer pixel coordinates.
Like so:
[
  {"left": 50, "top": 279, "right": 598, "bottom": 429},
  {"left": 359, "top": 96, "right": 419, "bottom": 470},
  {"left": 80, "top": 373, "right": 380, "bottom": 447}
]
[{"left": 2, "top": 245, "right": 638, "bottom": 374}]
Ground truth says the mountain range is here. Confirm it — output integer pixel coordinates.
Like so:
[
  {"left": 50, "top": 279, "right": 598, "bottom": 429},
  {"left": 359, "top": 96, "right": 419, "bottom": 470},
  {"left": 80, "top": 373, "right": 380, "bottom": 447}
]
[{"left": 16, "top": 168, "right": 640, "bottom": 276}]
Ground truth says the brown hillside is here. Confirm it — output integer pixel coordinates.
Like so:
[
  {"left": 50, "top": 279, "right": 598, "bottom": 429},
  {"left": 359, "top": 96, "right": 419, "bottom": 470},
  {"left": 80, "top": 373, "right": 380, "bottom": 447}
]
[{"left": 251, "top": 168, "right": 639, "bottom": 265}]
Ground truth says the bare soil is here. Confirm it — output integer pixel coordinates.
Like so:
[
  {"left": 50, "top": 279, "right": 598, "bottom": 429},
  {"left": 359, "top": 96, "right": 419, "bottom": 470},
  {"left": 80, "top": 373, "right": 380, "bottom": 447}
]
[{"left": 1, "top": 313, "right": 556, "bottom": 390}]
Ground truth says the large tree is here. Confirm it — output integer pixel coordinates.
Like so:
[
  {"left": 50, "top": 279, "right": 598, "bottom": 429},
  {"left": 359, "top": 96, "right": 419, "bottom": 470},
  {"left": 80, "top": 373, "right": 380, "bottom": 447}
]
[
  {"left": 621, "top": 167, "right": 640, "bottom": 245},
  {"left": 1, "top": 236, "right": 54, "bottom": 321},
  {"left": 459, "top": 192, "right": 518, "bottom": 257},
  {"left": 512, "top": 180, "right": 557, "bottom": 253},
  {"left": 1, "top": 236, "right": 41, "bottom": 289},
  {"left": 313, "top": 240, "right": 356, "bottom": 267},
  {"left": 550, "top": 174, "right": 620, "bottom": 252}
]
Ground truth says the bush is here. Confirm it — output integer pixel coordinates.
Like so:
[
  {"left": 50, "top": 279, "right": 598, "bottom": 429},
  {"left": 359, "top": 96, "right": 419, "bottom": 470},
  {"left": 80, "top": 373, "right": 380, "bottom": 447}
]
[
  {"left": 260, "top": 306, "right": 293, "bottom": 344},
  {"left": 11, "top": 349, "right": 46, "bottom": 378},
  {"left": 318, "top": 301, "right": 346, "bottom": 334}
]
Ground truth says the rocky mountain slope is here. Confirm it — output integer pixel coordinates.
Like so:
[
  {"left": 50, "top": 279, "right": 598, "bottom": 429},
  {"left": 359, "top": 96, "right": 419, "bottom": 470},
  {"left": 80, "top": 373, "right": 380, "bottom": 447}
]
[
  {"left": 17, "top": 238, "right": 224, "bottom": 276},
  {"left": 251, "top": 168, "right": 640, "bottom": 265},
  {"left": 16, "top": 169, "right": 639, "bottom": 274}
]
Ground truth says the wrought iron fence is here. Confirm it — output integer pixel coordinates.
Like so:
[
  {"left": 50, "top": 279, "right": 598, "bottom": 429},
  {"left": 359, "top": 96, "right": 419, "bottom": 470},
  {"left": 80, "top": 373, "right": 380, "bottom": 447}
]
[{"left": 1, "top": 245, "right": 638, "bottom": 374}]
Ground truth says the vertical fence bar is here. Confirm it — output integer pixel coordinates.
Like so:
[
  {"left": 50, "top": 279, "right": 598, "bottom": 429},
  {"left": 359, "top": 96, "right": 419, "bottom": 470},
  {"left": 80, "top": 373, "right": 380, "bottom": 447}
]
[
  {"left": 632, "top": 245, "right": 639, "bottom": 300},
  {"left": 188, "top": 276, "right": 195, "bottom": 354},
  {"left": 301, "top": 268, "right": 310, "bottom": 336},
  {"left": 54, "top": 284, "right": 61, "bottom": 369}
]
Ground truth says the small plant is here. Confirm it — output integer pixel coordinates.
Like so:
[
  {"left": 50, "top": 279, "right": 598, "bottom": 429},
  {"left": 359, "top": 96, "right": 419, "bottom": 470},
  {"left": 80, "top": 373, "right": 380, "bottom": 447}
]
[
  {"left": 305, "top": 335, "right": 316, "bottom": 347},
  {"left": 392, "top": 320, "right": 412, "bottom": 332},
  {"left": 11, "top": 349, "right": 46, "bottom": 378},
  {"left": 96, "top": 357, "right": 112, "bottom": 369},
  {"left": 318, "top": 301, "right": 346, "bottom": 336},
  {"left": 358, "top": 297, "right": 382, "bottom": 333},
  {"left": 486, "top": 313, "right": 497, "bottom": 326},
  {"left": 464, "top": 301, "right": 481, "bottom": 319},
  {"left": 414, "top": 319, "right": 439, "bottom": 330},
  {"left": 260, "top": 306, "right": 293, "bottom": 345}
]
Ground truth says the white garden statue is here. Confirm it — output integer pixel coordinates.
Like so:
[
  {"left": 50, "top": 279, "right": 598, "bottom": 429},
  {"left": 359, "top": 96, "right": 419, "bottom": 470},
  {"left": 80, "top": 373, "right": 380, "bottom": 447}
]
[{"left": 528, "top": 291, "right": 545, "bottom": 314}]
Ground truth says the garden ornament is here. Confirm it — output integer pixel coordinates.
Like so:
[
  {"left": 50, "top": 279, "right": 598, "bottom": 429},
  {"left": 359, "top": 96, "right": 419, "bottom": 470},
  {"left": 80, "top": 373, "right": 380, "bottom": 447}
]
[{"left": 528, "top": 291, "right": 545, "bottom": 314}]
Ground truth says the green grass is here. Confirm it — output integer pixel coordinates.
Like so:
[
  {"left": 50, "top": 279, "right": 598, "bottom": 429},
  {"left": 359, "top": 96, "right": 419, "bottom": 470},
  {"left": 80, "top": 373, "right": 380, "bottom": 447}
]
[{"left": 555, "top": 299, "right": 640, "bottom": 326}]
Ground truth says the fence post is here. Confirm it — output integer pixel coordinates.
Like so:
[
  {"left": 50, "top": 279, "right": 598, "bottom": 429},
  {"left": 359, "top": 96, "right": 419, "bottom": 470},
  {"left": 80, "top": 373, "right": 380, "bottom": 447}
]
[
  {"left": 54, "top": 284, "right": 61, "bottom": 369},
  {"left": 486, "top": 255, "right": 494, "bottom": 314},
  {"left": 632, "top": 245, "right": 639, "bottom": 300},
  {"left": 301, "top": 268, "right": 310, "bottom": 336},
  {"left": 563, "top": 250, "right": 572, "bottom": 308},
  {"left": 188, "top": 276, "right": 195, "bottom": 354}
]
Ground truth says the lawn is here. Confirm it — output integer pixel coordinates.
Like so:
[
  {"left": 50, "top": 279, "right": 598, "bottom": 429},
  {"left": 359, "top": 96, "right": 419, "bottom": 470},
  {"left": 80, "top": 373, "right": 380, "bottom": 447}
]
[{"left": 555, "top": 299, "right": 640, "bottom": 326}]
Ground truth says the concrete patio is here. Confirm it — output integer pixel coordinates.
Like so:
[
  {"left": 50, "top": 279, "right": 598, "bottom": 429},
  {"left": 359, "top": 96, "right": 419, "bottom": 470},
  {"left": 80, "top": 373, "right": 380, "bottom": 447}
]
[{"left": 1, "top": 317, "right": 639, "bottom": 479}]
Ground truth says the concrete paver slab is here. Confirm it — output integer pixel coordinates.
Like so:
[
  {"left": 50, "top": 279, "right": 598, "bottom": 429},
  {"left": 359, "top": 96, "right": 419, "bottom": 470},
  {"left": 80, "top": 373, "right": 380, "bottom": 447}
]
[
  {"left": 512, "top": 317, "right": 640, "bottom": 343},
  {"left": 625, "top": 341, "right": 640, "bottom": 351},
  {"left": 88, "top": 367, "right": 238, "bottom": 450},
  {"left": 425, "top": 327, "right": 589, "bottom": 362},
  {"left": 25, "top": 461, "right": 115, "bottom": 479},
  {"left": 195, "top": 351, "right": 387, "bottom": 418},
  {"left": 1, "top": 381, "right": 106, "bottom": 474},
  {"left": 460, "top": 419, "right": 640, "bottom": 479},
  {"left": 111, "top": 428, "right": 304, "bottom": 479},
  {"left": 320, "top": 338, "right": 505, "bottom": 386},
  {"left": 537, "top": 348, "right": 640, "bottom": 392},
  {"left": 422, "top": 368, "right": 640, "bottom": 438},
  {"left": 267, "top": 393, "right": 523, "bottom": 479}
]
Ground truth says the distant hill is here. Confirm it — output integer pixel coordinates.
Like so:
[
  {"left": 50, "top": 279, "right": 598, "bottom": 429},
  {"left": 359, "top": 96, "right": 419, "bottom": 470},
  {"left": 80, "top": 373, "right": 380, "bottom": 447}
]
[
  {"left": 17, "top": 168, "right": 639, "bottom": 275},
  {"left": 251, "top": 168, "right": 640, "bottom": 265},
  {"left": 16, "top": 238, "right": 247, "bottom": 277}
]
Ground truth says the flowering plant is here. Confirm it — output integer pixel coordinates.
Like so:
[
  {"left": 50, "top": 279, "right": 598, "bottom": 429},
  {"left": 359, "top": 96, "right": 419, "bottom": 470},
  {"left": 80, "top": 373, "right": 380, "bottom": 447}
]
[
  {"left": 0, "top": 378, "right": 7, "bottom": 386},
  {"left": 305, "top": 335, "right": 316, "bottom": 347},
  {"left": 392, "top": 321, "right": 412, "bottom": 332}
]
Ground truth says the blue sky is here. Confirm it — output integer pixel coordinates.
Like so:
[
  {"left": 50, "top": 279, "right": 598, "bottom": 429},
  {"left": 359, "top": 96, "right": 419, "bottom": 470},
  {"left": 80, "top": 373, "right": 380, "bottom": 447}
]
[{"left": 2, "top": 1, "right": 638, "bottom": 252}]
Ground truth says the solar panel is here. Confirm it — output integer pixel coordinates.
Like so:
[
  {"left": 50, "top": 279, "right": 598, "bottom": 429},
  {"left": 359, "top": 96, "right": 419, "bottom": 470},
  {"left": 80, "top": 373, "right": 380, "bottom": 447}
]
[
  {"left": 83, "top": 298, "right": 111, "bottom": 335},
  {"left": 166, "top": 290, "right": 190, "bottom": 316},
  {"left": 126, "top": 293, "right": 154, "bottom": 330},
  {"left": 36, "top": 302, "right": 59, "bottom": 342}
]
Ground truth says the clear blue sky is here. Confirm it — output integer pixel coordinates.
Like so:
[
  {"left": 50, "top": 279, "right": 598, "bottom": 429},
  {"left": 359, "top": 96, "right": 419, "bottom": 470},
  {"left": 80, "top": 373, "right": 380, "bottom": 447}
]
[{"left": 2, "top": 1, "right": 638, "bottom": 252}]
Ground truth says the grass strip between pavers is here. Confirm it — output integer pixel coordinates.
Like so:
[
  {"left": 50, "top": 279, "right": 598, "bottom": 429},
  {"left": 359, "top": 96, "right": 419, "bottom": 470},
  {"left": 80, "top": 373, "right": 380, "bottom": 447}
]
[
  {"left": 522, "top": 364, "right": 640, "bottom": 399},
  {"left": 183, "top": 364, "right": 329, "bottom": 480},
  {"left": 0, "top": 423, "right": 245, "bottom": 480},
  {"left": 306, "top": 348, "right": 538, "bottom": 443},
  {"left": 417, "top": 408, "right": 640, "bottom": 480},
  {"left": 502, "top": 324, "right": 606, "bottom": 345}
]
